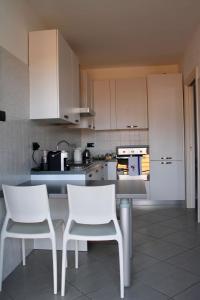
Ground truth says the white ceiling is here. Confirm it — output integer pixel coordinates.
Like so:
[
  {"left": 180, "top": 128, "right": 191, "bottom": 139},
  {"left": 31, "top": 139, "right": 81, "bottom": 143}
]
[{"left": 28, "top": 0, "right": 200, "bottom": 67}]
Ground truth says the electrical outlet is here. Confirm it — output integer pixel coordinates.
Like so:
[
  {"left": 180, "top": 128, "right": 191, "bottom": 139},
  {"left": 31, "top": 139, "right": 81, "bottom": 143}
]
[
  {"left": 32, "top": 142, "right": 40, "bottom": 151},
  {"left": 0, "top": 111, "right": 6, "bottom": 122},
  {"left": 87, "top": 143, "right": 95, "bottom": 148}
]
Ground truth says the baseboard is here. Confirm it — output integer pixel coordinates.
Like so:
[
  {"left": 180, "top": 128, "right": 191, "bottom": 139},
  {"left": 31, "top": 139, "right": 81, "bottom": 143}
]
[{"left": 132, "top": 200, "right": 186, "bottom": 207}]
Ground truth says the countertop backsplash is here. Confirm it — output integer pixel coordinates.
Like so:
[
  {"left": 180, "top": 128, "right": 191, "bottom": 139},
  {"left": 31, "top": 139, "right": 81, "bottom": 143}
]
[
  {"left": 81, "top": 129, "right": 149, "bottom": 156},
  {"left": 0, "top": 46, "right": 81, "bottom": 189}
]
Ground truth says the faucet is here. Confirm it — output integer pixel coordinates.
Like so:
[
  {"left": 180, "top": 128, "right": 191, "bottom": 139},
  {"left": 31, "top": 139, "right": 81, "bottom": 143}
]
[
  {"left": 56, "top": 139, "right": 71, "bottom": 150},
  {"left": 56, "top": 140, "right": 76, "bottom": 160}
]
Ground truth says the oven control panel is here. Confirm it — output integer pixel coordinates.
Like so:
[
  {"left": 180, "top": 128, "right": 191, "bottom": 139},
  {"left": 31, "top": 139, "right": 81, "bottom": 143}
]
[{"left": 117, "top": 146, "right": 148, "bottom": 156}]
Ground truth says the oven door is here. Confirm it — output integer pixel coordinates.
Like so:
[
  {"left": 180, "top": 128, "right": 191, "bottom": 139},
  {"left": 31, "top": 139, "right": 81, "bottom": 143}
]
[{"left": 116, "top": 158, "right": 129, "bottom": 175}]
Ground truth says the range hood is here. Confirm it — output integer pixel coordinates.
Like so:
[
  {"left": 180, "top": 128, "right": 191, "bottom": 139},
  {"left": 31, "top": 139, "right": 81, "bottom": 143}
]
[{"left": 75, "top": 107, "right": 95, "bottom": 117}]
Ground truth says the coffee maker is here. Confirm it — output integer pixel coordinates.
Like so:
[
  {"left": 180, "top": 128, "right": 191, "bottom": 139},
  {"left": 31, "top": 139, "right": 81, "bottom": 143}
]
[{"left": 82, "top": 148, "right": 91, "bottom": 164}]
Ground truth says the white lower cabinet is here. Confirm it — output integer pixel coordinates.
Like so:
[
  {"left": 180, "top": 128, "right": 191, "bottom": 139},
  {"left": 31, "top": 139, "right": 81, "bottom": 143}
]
[
  {"left": 86, "top": 163, "right": 104, "bottom": 180},
  {"left": 150, "top": 160, "right": 185, "bottom": 201},
  {"left": 104, "top": 161, "right": 117, "bottom": 180}
]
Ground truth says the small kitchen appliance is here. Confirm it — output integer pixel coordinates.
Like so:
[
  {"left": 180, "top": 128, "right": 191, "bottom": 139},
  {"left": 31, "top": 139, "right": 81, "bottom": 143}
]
[
  {"left": 47, "top": 151, "right": 61, "bottom": 171},
  {"left": 82, "top": 148, "right": 91, "bottom": 164},
  {"left": 116, "top": 146, "right": 149, "bottom": 180},
  {"left": 74, "top": 148, "right": 82, "bottom": 164},
  {"left": 40, "top": 150, "right": 48, "bottom": 171}
]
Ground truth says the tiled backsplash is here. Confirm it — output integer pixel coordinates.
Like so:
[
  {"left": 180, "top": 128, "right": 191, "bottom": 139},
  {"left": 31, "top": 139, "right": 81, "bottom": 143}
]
[
  {"left": 0, "top": 46, "right": 81, "bottom": 187},
  {"left": 81, "top": 129, "right": 149, "bottom": 156}
]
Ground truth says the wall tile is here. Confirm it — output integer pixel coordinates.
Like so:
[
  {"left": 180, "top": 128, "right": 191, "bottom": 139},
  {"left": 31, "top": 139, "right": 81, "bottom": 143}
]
[
  {"left": 81, "top": 129, "right": 149, "bottom": 155},
  {"left": 0, "top": 46, "right": 81, "bottom": 187}
]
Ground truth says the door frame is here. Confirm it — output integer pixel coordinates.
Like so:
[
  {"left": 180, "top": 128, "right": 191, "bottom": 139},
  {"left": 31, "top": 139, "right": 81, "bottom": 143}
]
[{"left": 184, "top": 67, "right": 200, "bottom": 221}]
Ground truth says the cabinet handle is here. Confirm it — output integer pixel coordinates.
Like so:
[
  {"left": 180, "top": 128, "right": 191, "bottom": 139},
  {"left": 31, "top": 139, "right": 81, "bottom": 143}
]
[
  {"left": 126, "top": 125, "right": 138, "bottom": 128},
  {"left": 96, "top": 169, "right": 99, "bottom": 173},
  {"left": 75, "top": 119, "right": 79, "bottom": 123},
  {"left": 105, "top": 163, "right": 108, "bottom": 166},
  {"left": 166, "top": 157, "right": 172, "bottom": 159},
  {"left": 166, "top": 162, "right": 172, "bottom": 164},
  {"left": 88, "top": 174, "right": 92, "bottom": 178},
  {"left": 161, "top": 157, "right": 165, "bottom": 160},
  {"left": 93, "top": 126, "right": 95, "bottom": 129},
  {"left": 88, "top": 125, "right": 92, "bottom": 128},
  {"left": 64, "top": 115, "right": 69, "bottom": 119}
]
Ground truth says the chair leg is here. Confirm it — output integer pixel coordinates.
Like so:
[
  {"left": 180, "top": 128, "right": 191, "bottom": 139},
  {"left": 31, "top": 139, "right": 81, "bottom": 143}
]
[
  {"left": 61, "top": 239, "right": 67, "bottom": 296},
  {"left": 51, "top": 236, "right": 57, "bottom": 295},
  {"left": 22, "top": 239, "right": 26, "bottom": 266},
  {"left": 118, "top": 238, "right": 124, "bottom": 299},
  {"left": 0, "top": 237, "right": 5, "bottom": 291},
  {"left": 75, "top": 240, "right": 79, "bottom": 269}
]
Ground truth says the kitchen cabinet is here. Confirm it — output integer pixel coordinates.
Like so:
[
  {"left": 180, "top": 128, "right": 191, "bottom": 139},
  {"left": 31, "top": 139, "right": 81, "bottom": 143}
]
[
  {"left": 104, "top": 161, "right": 117, "bottom": 180},
  {"left": 29, "top": 29, "right": 80, "bottom": 123},
  {"left": 115, "top": 78, "right": 148, "bottom": 129},
  {"left": 68, "top": 70, "right": 95, "bottom": 129},
  {"left": 147, "top": 74, "right": 184, "bottom": 160},
  {"left": 93, "top": 80, "right": 116, "bottom": 130},
  {"left": 150, "top": 161, "right": 185, "bottom": 201},
  {"left": 92, "top": 78, "right": 147, "bottom": 130},
  {"left": 148, "top": 73, "right": 185, "bottom": 201},
  {"left": 86, "top": 162, "right": 104, "bottom": 180}
]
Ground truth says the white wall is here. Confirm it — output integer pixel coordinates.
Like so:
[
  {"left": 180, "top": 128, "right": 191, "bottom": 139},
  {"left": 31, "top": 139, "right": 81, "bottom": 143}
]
[
  {"left": 0, "top": 1, "right": 81, "bottom": 281},
  {"left": 0, "top": 0, "right": 45, "bottom": 64},
  {"left": 182, "top": 24, "right": 200, "bottom": 78}
]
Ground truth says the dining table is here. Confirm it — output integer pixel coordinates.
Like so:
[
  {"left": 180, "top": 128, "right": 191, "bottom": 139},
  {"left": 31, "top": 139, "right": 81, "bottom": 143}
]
[{"left": 20, "top": 179, "right": 146, "bottom": 287}]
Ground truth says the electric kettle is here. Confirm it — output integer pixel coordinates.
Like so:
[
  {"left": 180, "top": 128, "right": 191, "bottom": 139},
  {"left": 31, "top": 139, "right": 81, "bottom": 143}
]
[{"left": 74, "top": 148, "right": 82, "bottom": 164}]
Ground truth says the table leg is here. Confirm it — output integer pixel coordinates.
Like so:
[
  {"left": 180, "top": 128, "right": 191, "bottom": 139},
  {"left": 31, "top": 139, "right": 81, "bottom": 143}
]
[
  {"left": 129, "top": 200, "right": 133, "bottom": 258},
  {"left": 120, "top": 198, "right": 132, "bottom": 287}
]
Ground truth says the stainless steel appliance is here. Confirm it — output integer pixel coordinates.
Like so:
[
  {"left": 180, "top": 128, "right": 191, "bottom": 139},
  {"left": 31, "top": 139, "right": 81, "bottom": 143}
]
[
  {"left": 116, "top": 146, "right": 149, "bottom": 180},
  {"left": 82, "top": 148, "right": 91, "bottom": 164}
]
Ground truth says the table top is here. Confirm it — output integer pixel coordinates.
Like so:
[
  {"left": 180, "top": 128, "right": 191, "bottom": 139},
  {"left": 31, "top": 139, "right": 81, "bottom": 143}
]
[{"left": 18, "top": 180, "right": 146, "bottom": 199}]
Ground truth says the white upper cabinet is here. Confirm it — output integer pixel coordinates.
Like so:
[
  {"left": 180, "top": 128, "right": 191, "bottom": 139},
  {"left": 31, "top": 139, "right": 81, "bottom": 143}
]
[
  {"left": 29, "top": 29, "right": 80, "bottom": 123},
  {"left": 92, "top": 78, "right": 147, "bottom": 130},
  {"left": 93, "top": 80, "right": 116, "bottom": 130},
  {"left": 115, "top": 78, "right": 148, "bottom": 129},
  {"left": 147, "top": 73, "right": 184, "bottom": 160}
]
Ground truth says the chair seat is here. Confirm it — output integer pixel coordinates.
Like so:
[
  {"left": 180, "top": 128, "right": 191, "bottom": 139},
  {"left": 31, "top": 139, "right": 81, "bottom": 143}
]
[
  {"left": 7, "top": 219, "right": 63, "bottom": 235},
  {"left": 69, "top": 221, "right": 116, "bottom": 236}
]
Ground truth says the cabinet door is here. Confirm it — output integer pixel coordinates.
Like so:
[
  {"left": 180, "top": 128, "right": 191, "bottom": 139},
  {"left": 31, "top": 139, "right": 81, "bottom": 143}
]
[
  {"left": 29, "top": 30, "right": 58, "bottom": 119},
  {"left": 148, "top": 74, "right": 184, "bottom": 160},
  {"left": 150, "top": 161, "right": 185, "bottom": 201},
  {"left": 115, "top": 78, "right": 148, "bottom": 129},
  {"left": 58, "top": 33, "right": 73, "bottom": 122},
  {"left": 80, "top": 70, "right": 93, "bottom": 109},
  {"left": 93, "top": 80, "right": 113, "bottom": 130},
  {"left": 71, "top": 52, "right": 80, "bottom": 123}
]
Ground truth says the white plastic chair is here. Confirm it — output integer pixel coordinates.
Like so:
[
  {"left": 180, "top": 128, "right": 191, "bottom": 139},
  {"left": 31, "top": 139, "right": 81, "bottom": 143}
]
[
  {"left": 61, "top": 184, "right": 124, "bottom": 298},
  {"left": 0, "top": 184, "right": 60, "bottom": 294}
]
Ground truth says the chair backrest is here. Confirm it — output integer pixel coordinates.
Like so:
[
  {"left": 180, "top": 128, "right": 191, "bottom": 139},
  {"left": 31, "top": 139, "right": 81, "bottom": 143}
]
[
  {"left": 67, "top": 184, "right": 116, "bottom": 224},
  {"left": 2, "top": 184, "right": 50, "bottom": 223}
]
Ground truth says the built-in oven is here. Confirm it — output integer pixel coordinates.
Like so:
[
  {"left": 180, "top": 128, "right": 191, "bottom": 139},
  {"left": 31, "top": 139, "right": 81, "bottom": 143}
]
[{"left": 116, "top": 146, "right": 149, "bottom": 180}]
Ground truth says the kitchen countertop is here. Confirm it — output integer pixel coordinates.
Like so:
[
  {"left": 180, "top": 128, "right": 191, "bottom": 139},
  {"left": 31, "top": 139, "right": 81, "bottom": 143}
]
[
  {"left": 18, "top": 179, "right": 146, "bottom": 199},
  {"left": 31, "top": 161, "right": 103, "bottom": 175}
]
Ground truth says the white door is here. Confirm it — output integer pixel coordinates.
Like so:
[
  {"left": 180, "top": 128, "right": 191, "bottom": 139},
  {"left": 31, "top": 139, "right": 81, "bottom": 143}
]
[
  {"left": 115, "top": 78, "right": 148, "bottom": 129},
  {"left": 196, "top": 70, "right": 200, "bottom": 222},
  {"left": 148, "top": 74, "right": 184, "bottom": 160},
  {"left": 150, "top": 160, "right": 185, "bottom": 201}
]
